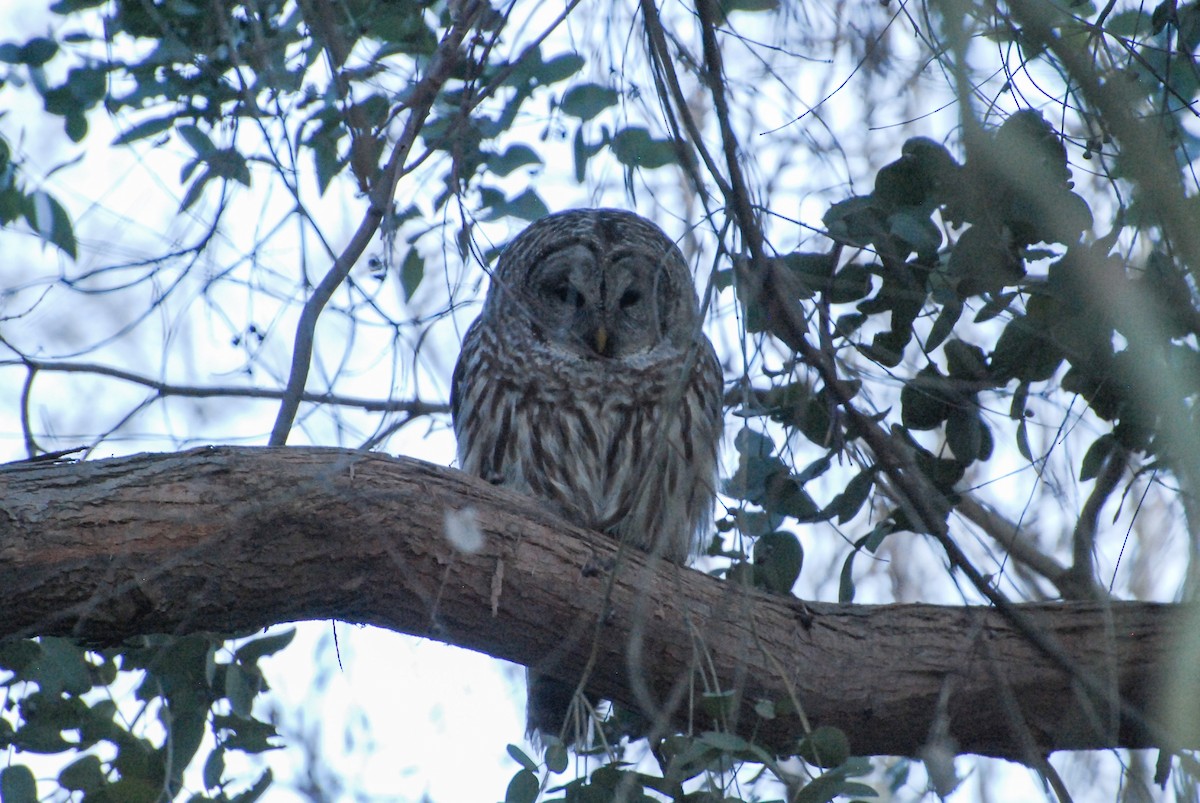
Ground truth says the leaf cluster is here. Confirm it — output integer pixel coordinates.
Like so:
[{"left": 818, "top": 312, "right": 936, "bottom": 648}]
[
  {"left": 0, "top": 630, "right": 293, "bottom": 803},
  {"left": 726, "top": 107, "right": 1200, "bottom": 598},
  {"left": 503, "top": 727, "right": 875, "bottom": 803}
]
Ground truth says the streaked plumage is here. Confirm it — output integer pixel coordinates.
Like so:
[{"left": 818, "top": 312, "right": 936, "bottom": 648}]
[{"left": 450, "top": 208, "right": 722, "bottom": 743}]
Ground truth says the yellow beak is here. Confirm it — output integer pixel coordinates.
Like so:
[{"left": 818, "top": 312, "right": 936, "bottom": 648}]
[{"left": 593, "top": 326, "right": 609, "bottom": 355}]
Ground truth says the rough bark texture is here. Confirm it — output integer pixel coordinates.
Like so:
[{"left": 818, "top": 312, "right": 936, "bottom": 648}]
[{"left": 0, "top": 446, "right": 1189, "bottom": 759}]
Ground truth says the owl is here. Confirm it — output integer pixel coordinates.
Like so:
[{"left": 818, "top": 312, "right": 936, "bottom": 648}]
[{"left": 450, "top": 208, "right": 723, "bottom": 745}]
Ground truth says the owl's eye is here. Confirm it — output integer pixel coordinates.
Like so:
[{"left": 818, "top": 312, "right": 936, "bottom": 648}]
[
  {"left": 618, "top": 288, "right": 642, "bottom": 309},
  {"left": 546, "top": 281, "right": 585, "bottom": 308}
]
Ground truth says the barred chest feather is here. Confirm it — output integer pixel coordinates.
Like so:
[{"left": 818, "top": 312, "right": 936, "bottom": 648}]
[{"left": 452, "top": 320, "right": 720, "bottom": 564}]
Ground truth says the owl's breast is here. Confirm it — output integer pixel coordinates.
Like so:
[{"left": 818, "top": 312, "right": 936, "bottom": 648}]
[{"left": 454, "top": 321, "right": 716, "bottom": 558}]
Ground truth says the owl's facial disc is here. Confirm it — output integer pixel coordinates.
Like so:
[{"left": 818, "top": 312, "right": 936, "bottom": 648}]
[{"left": 528, "top": 245, "right": 664, "bottom": 360}]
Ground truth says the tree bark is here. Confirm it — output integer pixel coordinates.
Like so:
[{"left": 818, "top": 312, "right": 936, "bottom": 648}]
[{"left": 0, "top": 446, "right": 1189, "bottom": 759}]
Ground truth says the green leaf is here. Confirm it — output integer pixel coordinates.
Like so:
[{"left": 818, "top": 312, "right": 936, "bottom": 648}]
[
  {"left": 827, "top": 468, "right": 875, "bottom": 524},
  {"left": 797, "top": 725, "right": 852, "bottom": 769},
  {"left": 1009, "top": 381, "right": 1029, "bottom": 420},
  {"left": 486, "top": 144, "right": 542, "bottom": 176},
  {"left": 888, "top": 209, "right": 942, "bottom": 258},
  {"left": 795, "top": 454, "right": 832, "bottom": 483},
  {"left": 973, "top": 290, "right": 1018, "bottom": 323},
  {"left": 755, "top": 699, "right": 777, "bottom": 719},
  {"left": 0, "top": 766, "right": 37, "bottom": 803},
  {"left": 560, "top": 83, "right": 618, "bottom": 121},
  {"left": 835, "top": 311, "right": 866, "bottom": 337},
  {"left": 1080, "top": 433, "right": 1117, "bottom": 481},
  {"left": 795, "top": 771, "right": 872, "bottom": 803},
  {"left": 572, "top": 126, "right": 592, "bottom": 182},
  {"left": 1016, "top": 418, "right": 1033, "bottom": 462},
  {"left": 945, "top": 406, "right": 983, "bottom": 464},
  {"left": 539, "top": 52, "right": 585, "bottom": 84},
  {"left": 723, "top": 0, "right": 780, "bottom": 10},
  {"left": 42, "top": 85, "right": 77, "bottom": 117},
  {"left": 926, "top": 300, "right": 962, "bottom": 351},
  {"left": 610, "top": 126, "right": 676, "bottom": 169},
  {"left": 50, "top": 0, "right": 110, "bottom": 12},
  {"left": 900, "top": 365, "right": 954, "bottom": 430},
  {"left": 507, "top": 743, "right": 538, "bottom": 773},
  {"left": 545, "top": 741, "right": 569, "bottom": 774},
  {"left": 112, "top": 115, "right": 177, "bottom": 146},
  {"left": 177, "top": 124, "right": 216, "bottom": 156},
  {"left": 64, "top": 66, "right": 107, "bottom": 107},
  {"left": 312, "top": 134, "right": 344, "bottom": 196},
  {"left": 989, "top": 316, "right": 1063, "bottom": 382},
  {"left": 179, "top": 169, "right": 213, "bottom": 212},
  {"left": 224, "top": 663, "right": 259, "bottom": 718},
  {"left": 505, "top": 769, "right": 539, "bottom": 803},
  {"left": 827, "top": 262, "right": 872, "bottom": 304},
  {"left": 737, "top": 427, "right": 773, "bottom": 458},
  {"left": 838, "top": 550, "right": 856, "bottom": 602},
  {"left": 753, "top": 530, "right": 803, "bottom": 593},
  {"left": 699, "top": 731, "right": 751, "bottom": 752},
  {"left": 65, "top": 111, "right": 88, "bottom": 143},
  {"left": 863, "top": 329, "right": 909, "bottom": 368},
  {"left": 944, "top": 339, "right": 989, "bottom": 380},
  {"left": 501, "top": 188, "right": 549, "bottom": 221},
  {"left": 19, "top": 37, "right": 58, "bottom": 67},
  {"left": 950, "top": 224, "right": 1023, "bottom": 296},
  {"left": 0, "top": 640, "right": 41, "bottom": 673},
  {"left": 234, "top": 629, "right": 295, "bottom": 664},
  {"left": 209, "top": 149, "right": 251, "bottom": 185},
  {"left": 699, "top": 690, "right": 738, "bottom": 719},
  {"left": 203, "top": 748, "right": 225, "bottom": 790},
  {"left": 212, "top": 714, "right": 279, "bottom": 753},
  {"left": 30, "top": 637, "right": 92, "bottom": 695},
  {"left": 24, "top": 190, "right": 76, "bottom": 259},
  {"left": 824, "top": 195, "right": 884, "bottom": 248},
  {"left": 59, "top": 755, "right": 105, "bottom": 792},
  {"left": 767, "top": 474, "right": 820, "bottom": 522},
  {"left": 1105, "top": 9, "right": 1150, "bottom": 35}
]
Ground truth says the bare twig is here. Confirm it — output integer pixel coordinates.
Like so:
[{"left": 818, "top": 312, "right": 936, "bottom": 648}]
[
  {"left": 694, "top": 0, "right": 765, "bottom": 262},
  {"left": 954, "top": 495, "right": 1104, "bottom": 600},
  {"left": 268, "top": 2, "right": 486, "bottom": 445},
  {"left": 6, "top": 358, "right": 446, "bottom": 416},
  {"left": 640, "top": 0, "right": 732, "bottom": 202}
]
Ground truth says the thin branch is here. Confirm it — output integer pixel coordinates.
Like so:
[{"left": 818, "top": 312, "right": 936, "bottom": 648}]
[
  {"left": 268, "top": 2, "right": 486, "bottom": 445},
  {"left": 1066, "top": 448, "right": 1127, "bottom": 599},
  {"left": 954, "top": 494, "right": 1101, "bottom": 600},
  {"left": 4, "top": 358, "right": 446, "bottom": 416},
  {"left": 694, "top": 0, "right": 765, "bottom": 261},
  {"left": 640, "top": 0, "right": 732, "bottom": 202}
]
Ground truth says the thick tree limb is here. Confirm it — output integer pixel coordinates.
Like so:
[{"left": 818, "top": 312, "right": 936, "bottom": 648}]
[{"left": 0, "top": 446, "right": 1189, "bottom": 759}]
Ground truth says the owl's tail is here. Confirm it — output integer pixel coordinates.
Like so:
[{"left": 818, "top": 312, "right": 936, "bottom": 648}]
[{"left": 525, "top": 671, "right": 594, "bottom": 748}]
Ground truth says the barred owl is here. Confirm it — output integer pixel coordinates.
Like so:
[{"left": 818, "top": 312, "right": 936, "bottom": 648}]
[{"left": 450, "top": 208, "right": 723, "bottom": 743}]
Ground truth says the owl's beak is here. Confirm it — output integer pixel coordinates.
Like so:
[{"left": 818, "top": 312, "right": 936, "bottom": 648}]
[{"left": 592, "top": 325, "right": 609, "bottom": 356}]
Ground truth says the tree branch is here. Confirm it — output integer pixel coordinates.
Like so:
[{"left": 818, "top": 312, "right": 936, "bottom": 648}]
[
  {"left": 2, "top": 358, "right": 447, "bottom": 416},
  {"left": 0, "top": 446, "right": 1189, "bottom": 760}
]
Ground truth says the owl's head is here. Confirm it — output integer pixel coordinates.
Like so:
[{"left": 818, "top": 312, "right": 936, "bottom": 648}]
[{"left": 488, "top": 209, "right": 703, "bottom": 360}]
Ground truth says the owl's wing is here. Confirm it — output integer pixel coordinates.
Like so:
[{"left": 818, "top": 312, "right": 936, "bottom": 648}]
[
  {"left": 449, "top": 318, "right": 515, "bottom": 482},
  {"left": 448, "top": 318, "right": 481, "bottom": 428}
]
